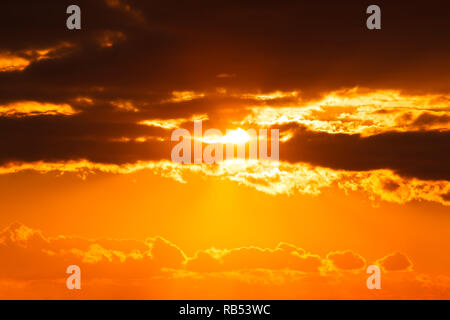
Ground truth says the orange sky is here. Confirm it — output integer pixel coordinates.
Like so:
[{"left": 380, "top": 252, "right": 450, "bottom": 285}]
[{"left": 0, "top": 0, "right": 449, "bottom": 299}]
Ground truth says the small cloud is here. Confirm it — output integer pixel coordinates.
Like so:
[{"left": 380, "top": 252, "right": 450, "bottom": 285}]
[
  {"left": 376, "top": 252, "right": 413, "bottom": 272},
  {"left": 185, "top": 244, "right": 323, "bottom": 273},
  {"left": 0, "top": 101, "right": 77, "bottom": 117},
  {"left": 327, "top": 250, "right": 366, "bottom": 271}
]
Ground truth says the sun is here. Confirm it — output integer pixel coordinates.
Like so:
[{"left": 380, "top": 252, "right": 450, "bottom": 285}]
[
  {"left": 200, "top": 128, "right": 253, "bottom": 144},
  {"left": 221, "top": 128, "right": 251, "bottom": 144}
]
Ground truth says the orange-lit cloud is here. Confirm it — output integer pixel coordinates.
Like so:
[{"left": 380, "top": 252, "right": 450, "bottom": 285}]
[
  {"left": 139, "top": 115, "right": 208, "bottom": 130},
  {"left": 110, "top": 100, "right": 140, "bottom": 112},
  {"left": 0, "top": 223, "right": 448, "bottom": 299},
  {"left": 326, "top": 250, "right": 366, "bottom": 272},
  {"left": 0, "top": 160, "right": 448, "bottom": 206},
  {"left": 243, "top": 88, "right": 450, "bottom": 136},
  {"left": 0, "top": 43, "right": 75, "bottom": 72},
  {"left": 376, "top": 252, "right": 413, "bottom": 272},
  {"left": 185, "top": 243, "right": 323, "bottom": 273},
  {"left": 0, "top": 53, "right": 30, "bottom": 72},
  {"left": 0, "top": 0, "right": 449, "bottom": 301},
  {"left": 168, "top": 91, "right": 206, "bottom": 103},
  {"left": 238, "top": 90, "right": 300, "bottom": 101},
  {"left": 0, "top": 101, "right": 77, "bottom": 117}
]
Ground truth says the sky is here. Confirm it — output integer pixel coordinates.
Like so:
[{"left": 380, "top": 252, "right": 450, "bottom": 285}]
[{"left": 0, "top": 0, "right": 449, "bottom": 299}]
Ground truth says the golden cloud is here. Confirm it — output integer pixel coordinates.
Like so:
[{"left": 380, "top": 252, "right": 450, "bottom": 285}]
[
  {"left": 0, "top": 43, "right": 75, "bottom": 72},
  {"left": 376, "top": 252, "right": 413, "bottom": 272},
  {"left": 326, "top": 250, "right": 366, "bottom": 272},
  {"left": 0, "top": 101, "right": 77, "bottom": 117},
  {"left": 185, "top": 244, "right": 323, "bottom": 273},
  {"left": 168, "top": 91, "right": 206, "bottom": 103},
  {"left": 0, "top": 223, "right": 448, "bottom": 299},
  {"left": 138, "top": 115, "right": 208, "bottom": 130},
  {"left": 0, "top": 53, "right": 30, "bottom": 72},
  {"left": 242, "top": 88, "right": 450, "bottom": 136},
  {"left": 0, "top": 159, "right": 448, "bottom": 206}
]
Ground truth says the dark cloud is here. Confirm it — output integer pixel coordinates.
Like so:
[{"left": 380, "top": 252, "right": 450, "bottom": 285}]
[
  {"left": 281, "top": 126, "right": 450, "bottom": 181},
  {"left": 1, "top": 0, "right": 449, "bottom": 102},
  {"left": 0, "top": 113, "right": 173, "bottom": 164},
  {"left": 377, "top": 252, "right": 412, "bottom": 272},
  {"left": 412, "top": 113, "right": 450, "bottom": 128},
  {"left": 0, "top": 0, "right": 448, "bottom": 181},
  {"left": 327, "top": 250, "right": 366, "bottom": 271},
  {"left": 0, "top": 114, "right": 448, "bottom": 181}
]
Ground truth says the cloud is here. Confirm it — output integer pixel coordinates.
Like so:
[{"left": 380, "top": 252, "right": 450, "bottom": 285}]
[
  {"left": 0, "top": 0, "right": 448, "bottom": 300},
  {"left": 0, "top": 223, "right": 448, "bottom": 299},
  {"left": 326, "top": 250, "right": 366, "bottom": 271},
  {"left": 0, "top": 90, "right": 447, "bottom": 184},
  {"left": 185, "top": 243, "right": 323, "bottom": 273},
  {"left": 0, "top": 222, "right": 185, "bottom": 280},
  {"left": 0, "top": 43, "right": 75, "bottom": 73},
  {"left": 376, "top": 252, "right": 413, "bottom": 272},
  {"left": 1, "top": 1, "right": 449, "bottom": 100},
  {"left": 0, "top": 2, "right": 448, "bottom": 208},
  {"left": 0, "top": 101, "right": 77, "bottom": 117},
  {"left": 0, "top": 159, "right": 448, "bottom": 206},
  {"left": 281, "top": 127, "right": 450, "bottom": 181},
  {"left": 0, "top": 53, "right": 30, "bottom": 72},
  {"left": 0, "top": 8, "right": 448, "bottom": 184},
  {"left": 243, "top": 89, "right": 450, "bottom": 135}
]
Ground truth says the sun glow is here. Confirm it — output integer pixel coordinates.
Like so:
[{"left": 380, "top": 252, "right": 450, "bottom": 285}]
[
  {"left": 201, "top": 128, "right": 252, "bottom": 144},
  {"left": 221, "top": 129, "right": 251, "bottom": 144}
]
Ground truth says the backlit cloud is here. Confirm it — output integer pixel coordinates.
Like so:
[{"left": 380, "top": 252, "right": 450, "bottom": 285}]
[
  {"left": 0, "top": 223, "right": 447, "bottom": 299},
  {"left": 0, "top": 160, "right": 448, "bottom": 206},
  {"left": 243, "top": 88, "right": 450, "bottom": 136},
  {"left": 376, "top": 252, "right": 413, "bottom": 272},
  {"left": 0, "top": 101, "right": 77, "bottom": 117},
  {"left": 326, "top": 250, "right": 366, "bottom": 271}
]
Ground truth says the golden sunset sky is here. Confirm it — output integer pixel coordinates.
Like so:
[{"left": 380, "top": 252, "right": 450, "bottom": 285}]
[{"left": 0, "top": 0, "right": 449, "bottom": 299}]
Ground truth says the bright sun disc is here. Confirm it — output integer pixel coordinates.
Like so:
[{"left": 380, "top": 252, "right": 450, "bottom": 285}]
[{"left": 221, "top": 128, "right": 251, "bottom": 144}]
